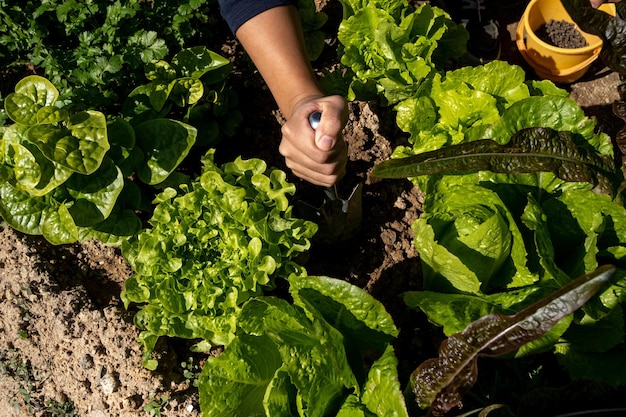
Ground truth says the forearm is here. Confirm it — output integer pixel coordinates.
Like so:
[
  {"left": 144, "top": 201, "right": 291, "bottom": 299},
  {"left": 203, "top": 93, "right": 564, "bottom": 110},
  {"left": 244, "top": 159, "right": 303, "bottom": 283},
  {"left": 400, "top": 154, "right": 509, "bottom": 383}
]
[
  {"left": 224, "top": 3, "right": 348, "bottom": 187},
  {"left": 234, "top": 5, "right": 322, "bottom": 118}
]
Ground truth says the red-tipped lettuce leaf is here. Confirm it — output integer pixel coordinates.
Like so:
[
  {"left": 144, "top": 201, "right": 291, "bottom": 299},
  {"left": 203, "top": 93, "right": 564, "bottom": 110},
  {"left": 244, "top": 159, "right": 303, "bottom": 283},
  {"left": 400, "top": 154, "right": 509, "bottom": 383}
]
[
  {"left": 612, "top": 100, "right": 626, "bottom": 155},
  {"left": 407, "top": 264, "right": 616, "bottom": 416},
  {"left": 373, "top": 127, "right": 620, "bottom": 194},
  {"left": 562, "top": 0, "right": 626, "bottom": 74}
]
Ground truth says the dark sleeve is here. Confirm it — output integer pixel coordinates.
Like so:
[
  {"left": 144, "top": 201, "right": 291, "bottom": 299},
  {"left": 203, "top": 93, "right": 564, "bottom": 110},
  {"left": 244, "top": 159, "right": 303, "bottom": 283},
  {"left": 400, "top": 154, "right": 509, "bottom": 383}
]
[{"left": 217, "top": 0, "right": 297, "bottom": 34}]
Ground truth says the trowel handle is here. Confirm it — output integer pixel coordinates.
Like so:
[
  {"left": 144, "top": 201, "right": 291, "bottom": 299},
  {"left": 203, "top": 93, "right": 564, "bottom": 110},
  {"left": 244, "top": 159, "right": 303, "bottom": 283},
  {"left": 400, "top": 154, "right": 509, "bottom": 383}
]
[
  {"left": 308, "top": 111, "right": 322, "bottom": 130},
  {"left": 308, "top": 111, "right": 340, "bottom": 201}
]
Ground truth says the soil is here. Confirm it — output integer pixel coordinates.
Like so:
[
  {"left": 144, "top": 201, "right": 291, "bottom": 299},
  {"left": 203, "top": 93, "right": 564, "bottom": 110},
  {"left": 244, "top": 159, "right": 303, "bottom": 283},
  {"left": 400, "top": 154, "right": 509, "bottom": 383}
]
[
  {"left": 536, "top": 19, "right": 589, "bottom": 49},
  {"left": 536, "top": 20, "right": 589, "bottom": 49},
  {"left": 1, "top": 2, "right": 625, "bottom": 416}
]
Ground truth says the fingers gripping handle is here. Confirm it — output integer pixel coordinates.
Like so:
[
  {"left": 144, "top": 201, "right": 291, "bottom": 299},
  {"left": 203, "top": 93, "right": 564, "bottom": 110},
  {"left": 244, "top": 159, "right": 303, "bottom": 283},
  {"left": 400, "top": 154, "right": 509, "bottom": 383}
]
[
  {"left": 300, "top": 112, "right": 362, "bottom": 243},
  {"left": 308, "top": 112, "right": 339, "bottom": 201}
]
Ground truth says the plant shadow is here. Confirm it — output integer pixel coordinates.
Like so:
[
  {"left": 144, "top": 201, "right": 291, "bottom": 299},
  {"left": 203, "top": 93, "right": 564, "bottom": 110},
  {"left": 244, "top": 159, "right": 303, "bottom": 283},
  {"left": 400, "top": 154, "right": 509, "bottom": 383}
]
[{"left": 23, "top": 234, "right": 129, "bottom": 311}]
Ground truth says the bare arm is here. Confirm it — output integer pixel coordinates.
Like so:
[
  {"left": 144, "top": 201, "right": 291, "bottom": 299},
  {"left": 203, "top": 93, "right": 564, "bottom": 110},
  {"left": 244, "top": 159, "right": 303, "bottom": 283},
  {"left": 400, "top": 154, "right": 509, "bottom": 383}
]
[{"left": 235, "top": 5, "right": 348, "bottom": 187}]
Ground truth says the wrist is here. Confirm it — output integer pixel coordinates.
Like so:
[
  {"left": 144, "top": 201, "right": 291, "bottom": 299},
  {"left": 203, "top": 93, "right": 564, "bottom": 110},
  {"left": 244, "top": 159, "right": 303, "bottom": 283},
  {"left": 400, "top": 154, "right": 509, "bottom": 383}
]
[{"left": 286, "top": 91, "right": 325, "bottom": 119}]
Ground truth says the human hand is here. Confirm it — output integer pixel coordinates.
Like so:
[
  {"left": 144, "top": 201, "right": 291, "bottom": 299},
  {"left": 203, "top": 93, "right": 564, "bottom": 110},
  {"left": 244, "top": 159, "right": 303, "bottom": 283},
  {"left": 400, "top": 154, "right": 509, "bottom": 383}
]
[
  {"left": 279, "top": 95, "right": 348, "bottom": 187},
  {"left": 590, "top": 0, "right": 621, "bottom": 8}
]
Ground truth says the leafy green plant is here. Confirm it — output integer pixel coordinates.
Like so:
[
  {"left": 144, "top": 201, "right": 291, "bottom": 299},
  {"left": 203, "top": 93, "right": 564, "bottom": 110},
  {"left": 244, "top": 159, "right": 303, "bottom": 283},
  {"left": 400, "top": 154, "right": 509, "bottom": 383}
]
[
  {"left": 0, "top": 0, "right": 220, "bottom": 110},
  {"left": 144, "top": 393, "right": 168, "bottom": 417},
  {"left": 389, "top": 61, "right": 602, "bottom": 157},
  {"left": 297, "top": 0, "right": 329, "bottom": 61},
  {"left": 117, "top": 145, "right": 409, "bottom": 416},
  {"left": 352, "top": 42, "right": 626, "bottom": 417},
  {"left": 199, "top": 275, "right": 405, "bottom": 417},
  {"left": 0, "top": 74, "right": 185, "bottom": 244},
  {"left": 406, "top": 265, "right": 617, "bottom": 416},
  {"left": 181, "top": 357, "right": 201, "bottom": 388},
  {"left": 396, "top": 156, "right": 626, "bottom": 412},
  {"left": 337, "top": 0, "right": 467, "bottom": 104},
  {"left": 0, "top": 348, "right": 74, "bottom": 415},
  {"left": 122, "top": 46, "right": 240, "bottom": 147},
  {"left": 332, "top": 0, "right": 626, "bottom": 405},
  {"left": 367, "top": 49, "right": 626, "bottom": 409},
  {"left": 44, "top": 399, "right": 76, "bottom": 417},
  {"left": 0, "top": 75, "right": 133, "bottom": 244},
  {"left": 0, "top": 45, "right": 237, "bottom": 245},
  {"left": 120, "top": 151, "right": 318, "bottom": 370}
]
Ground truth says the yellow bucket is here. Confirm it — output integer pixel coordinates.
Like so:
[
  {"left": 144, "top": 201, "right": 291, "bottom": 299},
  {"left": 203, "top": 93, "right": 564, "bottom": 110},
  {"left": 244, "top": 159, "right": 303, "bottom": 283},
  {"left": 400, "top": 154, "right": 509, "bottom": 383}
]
[{"left": 516, "top": 0, "right": 616, "bottom": 83}]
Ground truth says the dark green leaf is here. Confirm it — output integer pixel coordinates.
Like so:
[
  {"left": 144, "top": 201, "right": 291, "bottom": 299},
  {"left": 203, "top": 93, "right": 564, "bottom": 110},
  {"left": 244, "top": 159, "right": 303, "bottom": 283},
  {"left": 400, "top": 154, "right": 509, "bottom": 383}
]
[
  {"left": 171, "top": 46, "right": 231, "bottom": 80},
  {"left": 86, "top": 208, "right": 142, "bottom": 243},
  {"left": 135, "top": 119, "right": 196, "bottom": 185}
]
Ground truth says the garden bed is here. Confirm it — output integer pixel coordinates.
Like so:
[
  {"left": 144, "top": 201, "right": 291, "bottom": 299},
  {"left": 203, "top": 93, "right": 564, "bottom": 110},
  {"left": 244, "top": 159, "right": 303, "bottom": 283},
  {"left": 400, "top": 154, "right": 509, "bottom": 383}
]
[{"left": 1, "top": 1, "right": 625, "bottom": 416}]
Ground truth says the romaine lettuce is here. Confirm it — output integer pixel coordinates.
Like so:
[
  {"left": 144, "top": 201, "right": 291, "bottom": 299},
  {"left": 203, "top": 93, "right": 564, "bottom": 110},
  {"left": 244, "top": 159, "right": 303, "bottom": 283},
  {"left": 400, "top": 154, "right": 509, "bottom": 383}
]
[
  {"left": 337, "top": 2, "right": 467, "bottom": 104},
  {"left": 371, "top": 51, "right": 626, "bottom": 390},
  {"left": 199, "top": 276, "right": 406, "bottom": 417},
  {"left": 415, "top": 181, "right": 536, "bottom": 294}
]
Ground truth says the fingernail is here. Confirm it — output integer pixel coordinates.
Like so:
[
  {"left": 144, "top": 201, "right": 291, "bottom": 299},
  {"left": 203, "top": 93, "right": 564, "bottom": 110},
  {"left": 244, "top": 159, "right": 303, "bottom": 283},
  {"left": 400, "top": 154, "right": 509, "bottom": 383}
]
[{"left": 317, "top": 135, "right": 334, "bottom": 151}]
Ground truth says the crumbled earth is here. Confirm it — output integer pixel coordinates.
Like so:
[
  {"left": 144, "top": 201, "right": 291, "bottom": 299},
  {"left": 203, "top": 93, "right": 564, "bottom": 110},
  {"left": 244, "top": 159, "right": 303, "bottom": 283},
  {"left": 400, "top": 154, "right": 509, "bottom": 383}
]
[
  {"left": 536, "top": 19, "right": 589, "bottom": 48},
  {"left": 0, "top": 231, "right": 201, "bottom": 416},
  {"left": 1, "top": 2, "right": 624, "bottom": 416}
]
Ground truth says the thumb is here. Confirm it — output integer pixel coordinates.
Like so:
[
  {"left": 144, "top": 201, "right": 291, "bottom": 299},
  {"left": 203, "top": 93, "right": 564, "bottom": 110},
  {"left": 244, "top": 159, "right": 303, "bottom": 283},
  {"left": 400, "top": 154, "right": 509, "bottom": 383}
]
[{"left": 315, "top": 133, "right": 335, "bottom": 151}]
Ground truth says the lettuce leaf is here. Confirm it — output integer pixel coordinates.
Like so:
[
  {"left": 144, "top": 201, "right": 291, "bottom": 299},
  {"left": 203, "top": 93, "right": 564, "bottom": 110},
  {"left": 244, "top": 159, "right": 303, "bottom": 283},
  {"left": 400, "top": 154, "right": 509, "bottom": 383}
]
[
  {"left": 374, "top": 127, "right": 620, "bottom": 195},
  {"left": 480, "top": 95, "right": 613, "bottom": 155},
  {"left": 415, "top": 182, "right": 536, "bottom": 294},
  {"left": 199, "top": 276, "right": 406, "bottom": 417},
  {"left": 239, "top": 296, "right": 359, "bottom": 417},
  {"left": 407, "top": 265, "right": 616, "bottom": 415},
  {"left": 338, "top": 2, "right": 467, "bottom": 104},
  {"left": 562, "top": 0, "right": 626, "bottom": 74},
  {"left": 121, "top": 151, "right": 317, "bottom": 369},
  {"left": 199, "top": 333, "right": 283, "bottom": 417},
  {"left": 394, "top": 61, "right": 535, "bottom": 155}
]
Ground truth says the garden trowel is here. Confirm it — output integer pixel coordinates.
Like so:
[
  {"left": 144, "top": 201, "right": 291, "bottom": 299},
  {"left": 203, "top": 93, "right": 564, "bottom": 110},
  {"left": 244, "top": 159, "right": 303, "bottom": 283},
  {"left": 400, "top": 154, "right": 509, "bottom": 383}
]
[{"left": 296, "top": 112, "right": 362, "bottom": 244}]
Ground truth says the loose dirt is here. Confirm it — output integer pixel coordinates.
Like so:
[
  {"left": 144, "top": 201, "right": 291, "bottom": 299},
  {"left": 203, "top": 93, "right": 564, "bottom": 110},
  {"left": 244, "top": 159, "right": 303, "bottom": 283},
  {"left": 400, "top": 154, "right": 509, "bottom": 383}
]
[
  {"left": 536, "top": 19, "right": 589, "bottom": 48},
  {"left": 1, "top": 2, "right": 624, "bottom": 416}
]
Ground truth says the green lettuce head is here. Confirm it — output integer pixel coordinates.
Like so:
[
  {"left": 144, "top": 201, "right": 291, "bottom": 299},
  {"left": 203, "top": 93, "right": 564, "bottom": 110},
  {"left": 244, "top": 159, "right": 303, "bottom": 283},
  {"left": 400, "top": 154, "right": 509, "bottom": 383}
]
[{"left": 414, "top": 182, "right": 537, "bottom": 294}]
